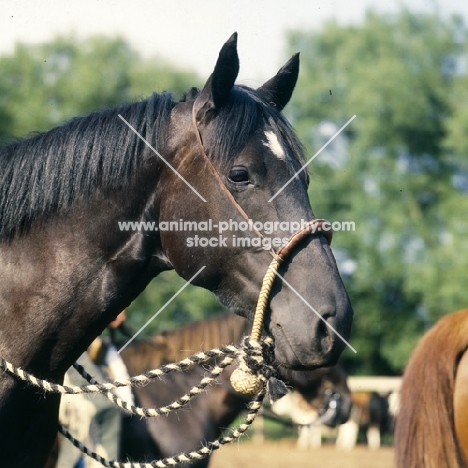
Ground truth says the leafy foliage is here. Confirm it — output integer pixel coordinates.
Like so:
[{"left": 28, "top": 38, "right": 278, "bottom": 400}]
[
  {"left": 286, "top": 9, "right": 468, "bottom": 373},
  {"left": 127, "top": 271, "right": 222, "bottom": 335},
  {"left": 0, "top": 35, "right": 200, "bottom": 140}
]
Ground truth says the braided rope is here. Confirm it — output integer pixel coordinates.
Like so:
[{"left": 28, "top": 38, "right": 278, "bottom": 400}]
[
  {"left": 250, "top": 258, "right": 280, "bottom": 341},
  {"left": 0, "top": 342, "right": 269, "bottom": 467},
  {"left": 229, "top": 219, "right": 332, "bottom": 395},
  {"left": 0, "top": 219, "right": 330, "bottom": 466},
  {"left": 0, "top": 346, "right": 239, "bottom": 396},
  {"left": 72, "top": 354, "right": 236, "bottom": 417},
  {"left": 59, "top": 391, "right": 265, "bottom": 468},
  {"left": 230, "top": 258, "right": 280, "bottom": 394}
]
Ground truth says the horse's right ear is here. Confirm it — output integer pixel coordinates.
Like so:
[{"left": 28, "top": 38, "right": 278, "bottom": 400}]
[
  {"left": 194, "top": 32, "right": 239, "bottom": 126},
  {"left": 257, "top": 53, "right": 300, "bottom": 111}
]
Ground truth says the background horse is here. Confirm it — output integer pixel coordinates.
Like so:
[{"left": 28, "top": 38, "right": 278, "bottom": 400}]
[
  {"left": 270, "top": 364, "right": 351, "bottom": 449},
  {"left": 335, "top": 390, "right": 396, "bottom": 450},
  {"left": 118, "top": 313, "right": 351, "bottom": 467},
  {"left": 0, "top": 33, "right": 353, "bottom": 466},
  {"left": 395, "top": 308, "right": 468, "bottom": 468}
]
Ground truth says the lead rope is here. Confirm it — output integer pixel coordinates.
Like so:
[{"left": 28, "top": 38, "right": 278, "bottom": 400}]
[
  {"left": 0, "top": 344, "right": 267, "bottom": 468},
  {"left": 57, "top": 393, "right": 265, "bottom": 468},
  {"left": 0, "top": 261, "right": 279, "bottom": 468},
  {"left": 0, "top": 218, "right": 329, "bottom": 467},
  {"left": 230, "top": 257, "right": 280, "bottom": 395}
]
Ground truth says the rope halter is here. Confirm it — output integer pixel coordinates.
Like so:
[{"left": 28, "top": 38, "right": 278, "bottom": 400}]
[{"left": 230, "top": 218, "right": 333, "bottom": 396}]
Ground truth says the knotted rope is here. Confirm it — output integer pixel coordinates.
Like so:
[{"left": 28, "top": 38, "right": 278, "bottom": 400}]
[
  {"left": 0, "top": 348, "right": 239, "bottom": 416},
  {"left": 230, "top": 257, "right": 281, "bottom": 395},
  {"left": 0, "top": 251, "right": 282, "bottom": 468},
  {"left": 229, "top": 217, "right": 332, "bottom": 396},
  {"left": 0, "top": 339, "right": 276, "bottom": 468}
]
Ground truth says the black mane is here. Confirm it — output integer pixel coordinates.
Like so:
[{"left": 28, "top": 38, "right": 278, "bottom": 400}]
[
  {"left": 0, "top": 92, "right": 175, "bottom": 239},
  {"left": 0, "top": 84, "right": 306, "bottom": 240}
]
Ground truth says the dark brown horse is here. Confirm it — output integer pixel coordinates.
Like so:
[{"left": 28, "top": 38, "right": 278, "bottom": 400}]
[
  {"left": 0, "top": 33, "right": 353, "bottom": 466},
  {"left": 395, "top": 308, "right": 468, "bottom": 467},
  {"left": 118, "top": 313, "right": 351, "bottom": 467}
]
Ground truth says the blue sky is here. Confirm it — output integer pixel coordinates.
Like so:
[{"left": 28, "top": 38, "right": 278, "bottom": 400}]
[{"left": 2, "top": 0, "right": 467, "bottom": 85}]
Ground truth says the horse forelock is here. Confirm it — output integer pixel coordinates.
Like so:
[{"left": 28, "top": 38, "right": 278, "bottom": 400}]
[
  {"left": 187, "top": 85, "right": 307, "bottom": 177},
  {"left": 0, "top": 92, "right": 175, "bottom": 240}
]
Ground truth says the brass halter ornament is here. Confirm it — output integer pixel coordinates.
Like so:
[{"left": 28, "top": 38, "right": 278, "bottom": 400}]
[{"left": 191, "top": 105, "right": 333, "bottom": 395}]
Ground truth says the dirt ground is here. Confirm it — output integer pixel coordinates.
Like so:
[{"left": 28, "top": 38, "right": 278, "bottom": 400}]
[{"left": 210, "top": 440, "right": 394, "bottom": 468}]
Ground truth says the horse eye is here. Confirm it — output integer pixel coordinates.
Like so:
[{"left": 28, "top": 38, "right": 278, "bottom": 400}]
[{"left": 228, "top": 167, "right": 249, "bottom": 184}]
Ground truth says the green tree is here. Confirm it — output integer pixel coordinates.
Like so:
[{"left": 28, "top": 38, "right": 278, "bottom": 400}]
[
  {"left": 286, "top": 10, "right": 468, "bottom": 374},
  {"left": 127, "top": 271, "right": 222, "bottom": 336},
  {"left": 0, "top": 35, "right": 200, "bottom": 140}
]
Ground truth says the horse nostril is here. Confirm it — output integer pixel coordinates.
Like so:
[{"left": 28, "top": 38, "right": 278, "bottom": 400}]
[
  {"left": 316, "top": 306, "right": 336, "bottom": 350},
  {"left": 318, "top": 305, "right": 336, "bottom": 320},
  {"left": 317, "top": 317, "right": 329, "bottom": 340}
]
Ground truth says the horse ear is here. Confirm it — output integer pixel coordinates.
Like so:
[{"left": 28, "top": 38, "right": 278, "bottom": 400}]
[
  {"left": 257, "top": 53, "right": 300, "bottom": 111},
  {"left": 195, "top": 32, "right": 239, "bottom": 125}
]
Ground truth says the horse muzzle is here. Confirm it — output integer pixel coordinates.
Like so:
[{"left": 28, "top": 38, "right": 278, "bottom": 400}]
[{"left": 269, "top": 301, "right": 353, "bottom": 370}]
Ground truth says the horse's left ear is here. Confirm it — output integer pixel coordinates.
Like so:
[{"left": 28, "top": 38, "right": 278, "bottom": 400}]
[
  {"left": 257, "top": 53, "right": 300, "bottom": 111},
  {"left": 194, "top": 32, "right": 239, "bottom": 125}
]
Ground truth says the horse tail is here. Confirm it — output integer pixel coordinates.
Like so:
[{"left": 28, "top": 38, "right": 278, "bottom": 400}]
[{"left": 395, "top": 309, "right": 468, "bottom": 468}]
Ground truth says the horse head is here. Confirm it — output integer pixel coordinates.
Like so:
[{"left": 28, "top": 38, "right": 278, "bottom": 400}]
[
  {"left": 158, "top": 33, "right": 353, "bottom": 373},
  {"left": 0, "top": 32, "right": 353, "bottom": 467}
]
